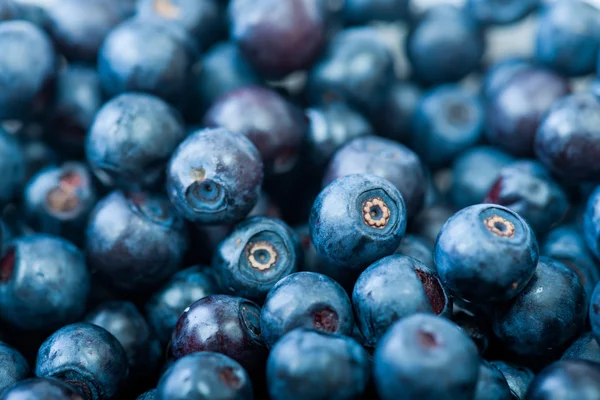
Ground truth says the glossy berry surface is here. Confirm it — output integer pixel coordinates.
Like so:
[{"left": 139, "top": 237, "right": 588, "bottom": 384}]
[
  {"left": 562, "top": 332, "right": 600, "bottom": 364},
  {"left": 489, "top": 361, "right": 534, "bottom": 400},
  {"left": 0, "top": 341, "right": 29, "bottom": 392},
  {"left": 1, "top": 378, "right": 85, "bottom": 400},
  {"left": 467, "top": 0, "right": 538, "bottom": 26},
  {"left": 473, "top": 360, "right": 512, "bottom": 400},
  {"left": 526, "top": 360, "right": 600, "bottom": 400}
]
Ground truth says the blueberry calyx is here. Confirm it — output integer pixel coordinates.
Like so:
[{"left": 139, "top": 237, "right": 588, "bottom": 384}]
[
  {"left": 362, "top": 197, "right": 391, "bottom": 229},
  {"left": 245, "top": 241, "right": 278, "bottom": 271},
  {"left": 483, "top": 215, "right": 515, "bottom": 238}
]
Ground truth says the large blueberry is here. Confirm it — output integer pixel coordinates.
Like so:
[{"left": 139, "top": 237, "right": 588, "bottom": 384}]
[
  {"left": 489, "top": 361, "right": 535, "bottom": 400},
  {"left": 467, "top": 0, "right": 538, "bottom": 26},
  {"left": 0, "top": 128, "right": 26, "bottom": 206},
  {"left": 562, "top": 332, "right": 600, "bottom": 364},
  {"left": 1, "top": 378, "right": 84, "bottom": 400},
  {"left": 526, "top": 360, "right": 600, "bottom": 400},
  {"left": 0, "top": 341, "right": 29, "bottom": 392},
  {"left": 474, "top": 360, "right": 512, "bottom": 400}
]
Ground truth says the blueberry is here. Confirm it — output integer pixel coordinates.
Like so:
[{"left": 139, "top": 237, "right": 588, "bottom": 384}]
[
  {"left": 485, "top": 160, "right": 569, "bottom": 233},
  {"left": 526, "top": 360, "right": 600, "bottom": 400},
  {"left": 451, "top": 146, "right": 514, "bottom": 209},
  {"left": 0, "top": 234, "right": 90, "bottom": 331},
  {"left": 536, "top": 93, "right": 600, "bottom": 181},
  {"left": 137, "top": 388, "right": 156, "bottom": 400},
  {"left": 411, "top": 84, "right": 484, "bottom": 167},
  {"left": 156, "top": 352, "right": 253, "bottom": 400},
  {"left": 145, "top": 266, "right": 218, "bottom": 345},
  {"left": 394, "top": 234, "right": 435, "bottom": 270},
  {"left": 486, "top": 66, "right": 570, "bottom": 157},
  {"left": 0, "top": 128, "right": 26, "bottom": 206},
  {"left": 1, "top": 378, "right": 85, "bottom": 400},
  {"left": 0, "top": 20, "right": 57, "bottom": 120},
  {"left": 452, "top": 308, "right": 491, "bottom": 354},
  {"left": 435, "top": 204, "right": 539, "bottom": 302},
  {"left": 353, "top": 255, "right": 451, "bottom": 346},
  {"left": 0, "top": 1, "right": 20, "bottom": 21},
  {"left": 86, "top": 93, "right": 186, "bottom": 189},
  {"left": 562, "top": 332, "right": 600, "bottom": 364},
  {"left": 583, "top": 187, "right": 600, "bottom": 262},
  {"left": 406, "top": 5, "right": 484, "bottom": 85},
  {"left": 203, "top": 86, "right": 307, "bottom": 175},
  {"left": 493, "top": 257, "right": 586, "bottom": 358},
  {"left": 590, "top": 282, "right": 600, "bottom": 344},
  {"left": 323, "top": 137, "right": 425, "bottom": 217},
  {"left": 24, "top": 162, "right": 96, "bottom": 246},
  {"left": 171, "top": 294, "right": 267, "bottom": 372},
  {"left": 35, "top": 323, "right": 129, "bottom": 400},
  {"left": 166, "top": 128, "right": 263, "bottom": 224},
  {"left": 474, "top": 360, "right": 512, "bottom": 400},
  {"left": 229, "top": 0, "right": 326, "bottom": 78},
  {"left": 267, "top": 329, "right": 369, "bottom": 400},
  {"left": 374, "top": 314, "right": 480, "bottom": 400},
  {"left": 261, "top": 272, "right": 354, "bottom": 347},
  {"left": 489, "top": 361, "right": 534, "bottom": 400},
  {"left": 86, "top": 190, "right": 188, "bottom": 293},
  {"left": 0, "top": 341, "right": 29, "bottom": 392},
  {"left": 467, "top": 0, "right": 538, "bottom": 26},
  {"left": 482, "top": 58, "right": 531, "bottom": 99},
  {"left": 343, "top": 0, "right": 409, "bottom": 25},
  {"left": 213, "top": 217, "right": 301, "bottom": 301}
]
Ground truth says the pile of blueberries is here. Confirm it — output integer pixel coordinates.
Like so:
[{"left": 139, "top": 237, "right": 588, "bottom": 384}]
[{"left": 3, "top": 0, "right": 600, "bottom": 398}]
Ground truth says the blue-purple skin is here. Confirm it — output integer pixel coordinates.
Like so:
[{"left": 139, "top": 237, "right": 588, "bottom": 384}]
[
  {"left": 98, "top": 19, "right": 196, "bottom": 106},
  {"left": 86, "top": 93, "right": 186, "bottom": 189},
  {"left": 352, "top": 255, "right": 452, "bottom": 347},
  {"left": 562, "top": 332, "right": 600, "bottom": 364},
  {"left": 0, "top": 235, "right": 90, "bottom": 331},
  {"left": 136, "top": 388, "right": 156, "bottom": 400},
  {"left": 584, "top": 188, "right": 600, "bottom": 261},
  {"left": 493, "top": 257, "right": 586, "bottom": 358},
  {"left": 0, "top": 128, "right": 26, "bottom": 206},
  {"left": 35, "top": 323, "right": 129, "bottom": 400},
  {"left": 486, "top": 66, "right": 570, "bottom": 157},
  {"left": 526, "top": 360, "right": 600, "bottom": 400},
  {"left": 0, "top": 341, "right": 29, "bottom": 392},
  {"left": 451, "top": 146, "right": 514, "bottom": 209},
  {"left": 166, "top": 128, "right": 263, "bottom": 224},
  {"left": 485, "top": 160, "right": 569, "bottom": 234},
  {"left": 410, "top": 204, "right": 455, "bottom": 246},
  {"left": 24, "top": 162, "right": 97, "bottom": 246},
  {"left": 323, "top": 137, "right": 425, "bottom": 217},
  {"left": 490, "top": 361, "right": 534, "bottom": 400},
  {"left": 84, "top": 301, "right": 162, "bottom": 382},
  {"left": 261, "top": 272, "right": 354, "bottom": 348},
  {"left": 536, "top": 0, "right": 600, "bottom": 77},
  {"left": 203, "top": 86, "right": 307, "bottom": 175},
  {"left": 343, "top": 0, "right": 409, "bottom": 25},
  {"left": 171, "top": 295, "right": 267, "bottom": 373},
  {"left": 374, "top": 314, "right": 480, "bottom": 400},
  {"left": 307, "top": 27, "right": 395, "bottom": 112},
  {"left": 434, "top": 204, "right": 539, "bottom": 303},
  {"left": 395, "top": 234, "right": 435, "bottom": 270},
  {"left": 536, "top": 93, "right": 600, "bottom": 181},
  {"left": 145, "top": 266, "right": 218, "bottom": 345},
  {"left": 482, "top": 58, "right": 531, "bottom": 99},
  {"left": 267, "top": 329, "right": 369, "bottom": 400},
  {"left": 0, "top": 21, "right": 57, "bottom": 121},
  {"left": 590, "top": 283, "right": 600, "bottom": 344},
  {"left": 467, "top": 0, "right": 538, "bottom": 26},
  {"left": 85, "top": 191, "right": 188, "bottom": 293},
  {"left": 212, "top": 217, "right": 301, "bottom": 301},
  {"left": 1, "top": 378, "right": 85, "bottom": 400},
  {"left": 311, "top": 174, "right": 407, "bottom": 271},
  {"left": 474, "top": 360, "right": 512, "bottom": 400},
  {"left": 406, "top": 5, "right": 484, "bottom": 85},
  {"left": 157, "top": 352, "right": 253, "bottom": 400},
  {"left": 452, "top": 309, "right": 490, "bottom": 354},
  {"left": 411, "top": 84, "right": 484, "bottom": 168},
  {"left": 229, "top": 0, "right": 326, "bottom": 79}
]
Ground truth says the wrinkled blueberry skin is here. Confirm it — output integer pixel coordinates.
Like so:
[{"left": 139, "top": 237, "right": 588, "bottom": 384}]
[
  {"left": 229, "top": 0, "right": 326, "bottom": 78},
  {"left": 562, "top": 332, "right": 600, "bottom": 364},
  {"left": 1, "top": 378, "right": 85, "bottom": 400},
  {"left": 307, "top": 27, "right": 395, "bottom": 111},
  {"left": 0, "top": 235, "right": 90, "bottom": 331},
  {"left": 267, "top": 329, "right": 369, "bottom": 400},
  {"left": 536, "top": 0, "right": 600, "bottom": 77},
  {"left": 136, "top": 388, "right": 156, "bottom": 400},
  {"left": 86, "top": 191, "right": 188, "bottom": 293},
  {"left": 0, "top": 341, "right": 29, "bottom": 392},
  {"left": 482, "top": 58, "right": 531, "bottom": 99},
  {"left": 590, "top": 283, "right": 600, "bottom": 344},
  {"left": 435, "top": 204, "right": 539, "bottom": 302},
  {"left": 0, "top": 129, "right": 26, "bottom": 206},
  {"left": 486, "top": 66, "right": 570, "bottom": 157},
  {"left": 536, "top": 93, "right": 600, "bottom": 181},
  {"left": 485, "top": 160, "right": 569, "bottom": 233},
  {"left": 311, "top": 174, "right": 407, "bottom": 271},
  {"left": 324, "top": 137, "right": 425, "bottom": 217},
  {"left": 85, "top": 301, "right": 162, "bottom": 381},
  {"left": 86, "top": 93, "right": 186, "bottom": 189},
  {"left": 526, "top": 360, "right": 600, "bottom": 400},
  {"left": 343, "top": 0, "right": 409, "bottom": 25},
  {"left": 213, "top": 217, "right": 301, "bottom": 301},
  {"left": 353, "top": 255, "right": 452, "bottom": 347},
  {"left": 411, "top": 85, "right": 484, "bottom": 168},
  {"left": 493, "top": 257, "right": 586, "bottom": 358},
  {"left": 261, "top": 272, "right": 354, "bottom": 348},
  {"left": 395, "top": 234, "right": 435, "bottom": 270},
  {"left": 36, "top": 323, "right": 129, "bottom": 400},
  {"left": 146, "top": 266, "right": 218, "bottom": 345},
  {"left": 474, "top": 360, "right": 512, "bottom": 400},
  {"left": 490, "top": 361, "right": 534, "bottom": 400},
  {"left": 407, "top": 6, "right": 484, "bottom": 85},
  {"left": 374, "top": 314, "right": 480, "bottom": 400},
  {"left": 157, "top": 352, "right": 253, "bottom": 400},
  {"left": 167, "top": 128, "right": 263, "bottom": 224},
  {"left": 0, "top": 21, "right": 57, "bottom": 121},
  {"left": 451, "top": 146, "right": 513, "bottom": 209},
  {"left": 24, "top": 162, "right": 97, "bottom": 246},
  {"left": 204, "top": 87, "right": 307, "bottom": 175},
  {"left": 467, "top": 0, "right": 538, "bottom": 26},
  {"left": 171, "top": 295, "right": 267, "bottom": 373},
  {"left": 98, "top": 19, "right": 196, "bottom": 106}
]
